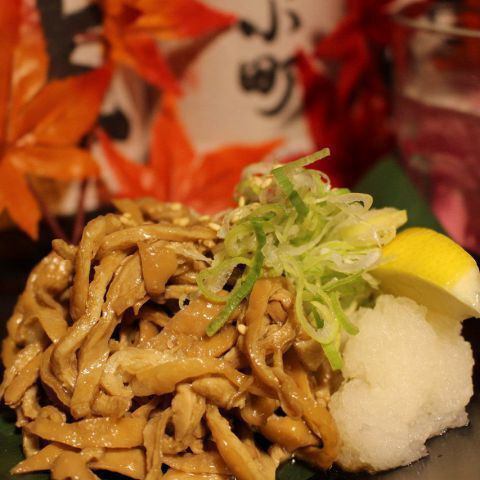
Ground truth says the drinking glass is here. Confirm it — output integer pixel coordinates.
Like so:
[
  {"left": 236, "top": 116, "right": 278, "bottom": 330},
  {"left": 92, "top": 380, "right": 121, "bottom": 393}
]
[{"left": 393, "top": 3, "right": 480, "bottom": 252}]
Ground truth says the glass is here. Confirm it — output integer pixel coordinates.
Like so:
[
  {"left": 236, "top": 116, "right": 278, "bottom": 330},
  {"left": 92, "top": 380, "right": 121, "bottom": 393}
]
[{"left": 393, "top": 3, "right": 480, "bottom": 253}]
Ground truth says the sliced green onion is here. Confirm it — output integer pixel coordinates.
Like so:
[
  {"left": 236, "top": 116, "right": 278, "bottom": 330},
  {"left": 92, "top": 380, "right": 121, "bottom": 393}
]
[
  {"left": 282, "top": 148, "right": 331, "bottom": 170},
  {"left": 294, "top": 282, "right": 339, "bottom": 345},
  {"left": 331, "top": 292, "right": 359, "bottom": 335},
  {"left": 333, "top": 188, "right": 351, "bottom": 195},
  {"left": 196, "top": 146, "right": 407, "bottom": 370},
  {"left": 271, "top": 149, "right": 330, "bottom": 220},
  {"left": 246, "top": 203, "right": 285, "bottom": 223},
  {"left": 310, "top": 301, "right": 339, "bottom": 344},
  {"left": 322, "top": 340, "right": 343, "bottom": 370},
  {"left": 311, "top": 308, "right": 324, "bottom": 329},
  {"left": 273, "top": 166, "right": 309, "bottom": 221},
  {"left": 324, "top": 272, "right": 363, "bottom": 292},
  {"left": 206, "top": 221, "right": 266, "bottom": 336},
  {"left": 224, "top": 223, "right": 256, "bottom": 257},
  {"left": 197, "top": 257, "right": 251, "bottom": 303}
]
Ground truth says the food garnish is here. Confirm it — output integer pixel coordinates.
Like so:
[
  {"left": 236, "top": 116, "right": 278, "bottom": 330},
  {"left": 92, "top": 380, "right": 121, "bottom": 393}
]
[
  {"left": 198, "top": 148, "right": 406, "bottom": 369},
  {"left": 372, "top": 227, "right": 480, "bottom": 319},
  {"left": 1, "top": 151, "right": 478, "bottom": 478}
]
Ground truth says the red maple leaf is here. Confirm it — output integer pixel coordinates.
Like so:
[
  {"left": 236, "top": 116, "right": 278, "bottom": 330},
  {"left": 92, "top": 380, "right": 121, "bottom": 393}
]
[
  {"left": 98, "top": 95, "right": 282, "bottom": 213},
  {"left": 314, "top": 0, "right": 393, "bottom": 105},
  {"left": 297, "top": 57, "right": 391, "bottom": 187},
  {"left": 101, "top": 0, "right": 237, "bottom": 92},
  {"left": 0, "top": 2, "right": 110, "bottom": 238},
  {"left": 297, "top": 0, "right": 398, "bottom": 187}
]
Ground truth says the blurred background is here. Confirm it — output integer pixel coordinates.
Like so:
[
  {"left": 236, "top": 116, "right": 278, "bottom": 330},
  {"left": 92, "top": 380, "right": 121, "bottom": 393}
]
[
  {"left": 2, "top": 3, "right": 480, "bottom": 479},
  {"left": 1, "top": 0, "right": 480, "bottom": 283}
]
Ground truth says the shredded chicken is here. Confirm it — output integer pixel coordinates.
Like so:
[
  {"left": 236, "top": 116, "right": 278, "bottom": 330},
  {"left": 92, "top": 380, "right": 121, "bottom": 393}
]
[{"left": 0, "top": 200, "right": 339, "bottom": 479}]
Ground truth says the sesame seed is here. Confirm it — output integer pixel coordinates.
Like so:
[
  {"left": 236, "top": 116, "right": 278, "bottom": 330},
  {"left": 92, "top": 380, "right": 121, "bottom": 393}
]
[
  {"left": 174, "top": 217, "right": 190, "bottom": 227},
  {"left": 259, "top": 177, "right": 272, "bottom": 188},
  {"left": 119, "top": 214, "right": 135, "bottom": 226},
  {"left": 203, "top": 240, "right": 216, "bottom": 248},
  {"left": 208, "top": 222, "right": 221, "bottom": 232},
  {"left": 237, "top": 324, "right": 247, "bottom": 335}
]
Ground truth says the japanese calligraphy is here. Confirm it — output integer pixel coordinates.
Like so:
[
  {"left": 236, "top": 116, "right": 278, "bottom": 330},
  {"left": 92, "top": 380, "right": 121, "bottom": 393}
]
[
  {"left": 240, "top": 55, "right": 296, "bottom": 116},
  {"left": 238, "top": 0, "right": 301, "bottom": 117},
  {"left": 37, "top": 0, "right": 101, "bottom": 79}
]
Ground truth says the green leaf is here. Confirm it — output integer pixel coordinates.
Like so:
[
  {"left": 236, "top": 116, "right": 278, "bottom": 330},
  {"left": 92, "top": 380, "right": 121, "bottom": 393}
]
[
  {"left": 0, "top": 408, "right": 48, "bottom": 480},
  {"left": 355, "top": 157, "right": 444, "bottom": 232},
  {"left": 277, "top": 460, "right": 317, "bottom": 480}
]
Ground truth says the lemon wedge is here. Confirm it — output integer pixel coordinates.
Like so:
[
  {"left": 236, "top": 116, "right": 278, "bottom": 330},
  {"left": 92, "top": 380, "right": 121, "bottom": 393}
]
[{"left": 372, "top": 227, "right": 480, "bottom": 320}]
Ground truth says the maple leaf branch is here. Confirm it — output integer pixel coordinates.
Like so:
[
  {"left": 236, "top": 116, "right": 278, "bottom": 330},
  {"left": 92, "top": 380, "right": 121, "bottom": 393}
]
[
  {"left": 71, "top": 179, "right": 87, "bottom": 245},
  {"left": 27, "top": 179, "right": 68, "bottom": 242}
]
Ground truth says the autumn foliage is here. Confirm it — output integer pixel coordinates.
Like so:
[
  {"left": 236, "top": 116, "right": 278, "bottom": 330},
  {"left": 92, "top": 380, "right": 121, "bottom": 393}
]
[
  {"left": 0, "top": 2, "right": 109, "bottom": 238},
  {"left": 98, "top": 96, "right": 282, "bottom": 213},
  {"left": 102, "top": 0, "right": 236, "bottom": 92},
  {"left": 297, "top": 0, "right": 397, "bottom": 188},
  {"left": 0, "top": 0, "right": 238, "bottom": 238},
  {"left": 0, "top": 0, "right": 403, "bottom": 239}
]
